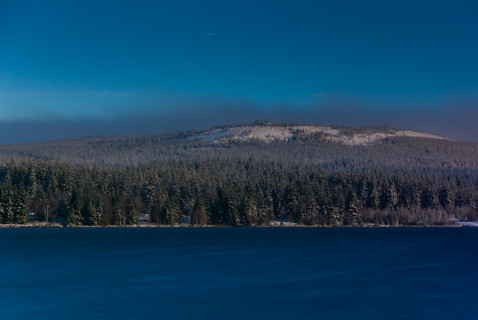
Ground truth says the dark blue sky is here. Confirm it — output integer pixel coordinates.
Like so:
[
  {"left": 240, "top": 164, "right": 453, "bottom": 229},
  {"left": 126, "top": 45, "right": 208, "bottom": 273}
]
[{"left": 1, "top": 0, "right": 477, "bottom": 143}]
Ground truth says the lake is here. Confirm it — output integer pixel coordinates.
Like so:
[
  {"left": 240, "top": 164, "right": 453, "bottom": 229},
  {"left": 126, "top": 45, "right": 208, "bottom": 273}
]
[{"left": 0, "top": 227, "right": 476, "bottom": 319}]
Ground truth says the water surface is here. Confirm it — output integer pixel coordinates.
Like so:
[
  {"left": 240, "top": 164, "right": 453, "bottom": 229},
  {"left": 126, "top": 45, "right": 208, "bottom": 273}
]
[{"left": 0, "top": 228, "right": 476, "bottom": 319}]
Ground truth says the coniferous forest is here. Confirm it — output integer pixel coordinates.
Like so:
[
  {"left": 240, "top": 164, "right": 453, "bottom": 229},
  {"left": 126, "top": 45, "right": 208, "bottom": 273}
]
[{"left": 0, "top": 123, "right": 477, "bottom": 227}]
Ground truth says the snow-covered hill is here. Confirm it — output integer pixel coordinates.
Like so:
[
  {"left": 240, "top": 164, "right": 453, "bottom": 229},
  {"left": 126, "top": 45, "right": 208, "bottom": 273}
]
[{"left": 188, "top": 124, "right": 449, "bottom": 146}]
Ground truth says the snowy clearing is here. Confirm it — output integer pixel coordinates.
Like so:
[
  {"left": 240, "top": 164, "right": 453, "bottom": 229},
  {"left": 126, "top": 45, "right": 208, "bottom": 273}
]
[{"left": 188, "top": 125, "right": 449, "bottom": 146}]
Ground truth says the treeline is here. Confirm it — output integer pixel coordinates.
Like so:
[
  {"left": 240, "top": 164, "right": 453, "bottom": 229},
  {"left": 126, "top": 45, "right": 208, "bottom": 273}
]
[
  {"left": 1, "top": 124, "right": 477, "bottom": 226},
  {"left": 0, "top": 159, "right": 476, "bottom": 226}
]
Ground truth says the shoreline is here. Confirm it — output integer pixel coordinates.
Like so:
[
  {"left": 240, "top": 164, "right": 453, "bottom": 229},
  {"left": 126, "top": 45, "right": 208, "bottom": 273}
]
[{"left": 0, "top": 222, "right": 474, "bottom": 228}]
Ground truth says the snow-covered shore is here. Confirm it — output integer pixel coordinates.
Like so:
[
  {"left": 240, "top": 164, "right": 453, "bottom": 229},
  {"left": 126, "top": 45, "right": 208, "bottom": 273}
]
[
  {"left": 0, "top": 222, "right": 471, "bottom": 228},
  {"left": 454, "top": 221, "right": 478, "bottom": 227}
]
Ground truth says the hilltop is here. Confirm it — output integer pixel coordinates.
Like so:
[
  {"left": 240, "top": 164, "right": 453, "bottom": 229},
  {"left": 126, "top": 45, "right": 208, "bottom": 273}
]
[{"left": 188, "top": 121, "right": 449, "bottom": 145}]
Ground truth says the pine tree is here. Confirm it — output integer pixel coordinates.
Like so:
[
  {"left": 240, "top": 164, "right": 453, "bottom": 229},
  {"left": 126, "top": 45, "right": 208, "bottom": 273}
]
[
  {"left": 67, "top": 189, "right": 82, "bottom": 225},
  {"left": 82, "top": 201, "right": 102, "bottom": 226},
  {"left": 125, "top": 198, "right": 138, "bottom": 225},
  {"left": 3, "top": 194, "right": 14, "bottom": 224},
  {"left": 190, "top": 200, "right": 207, "bottom": 225},
  {"left": 388, "top": 183, "right": 399, "bottom": 210},
  {"left": 13, "top": 190, "right": 28, "bottom": 224},
  {"left": 0, "top": 200, "right": 4, "bottom": 224}
]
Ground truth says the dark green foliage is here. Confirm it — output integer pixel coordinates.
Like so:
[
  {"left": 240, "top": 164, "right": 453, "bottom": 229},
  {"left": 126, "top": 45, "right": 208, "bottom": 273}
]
[
  {"left": 125, "top": 198, "right": 139, "bottom": 225},
  {"left": 1, "top": 193, "right": 14, "bottom": 224},
  {"left": 0, "top": 189, "right": 28, "bottom": 224},
  {"left": 13, "top": 188, "right": 29, "bottom": 224},
  {"left": 82, "top": 200, "right": 102, "bottom": 226},
  {"left": 190, "top": 200, "right": 207, "bottom": 225}
]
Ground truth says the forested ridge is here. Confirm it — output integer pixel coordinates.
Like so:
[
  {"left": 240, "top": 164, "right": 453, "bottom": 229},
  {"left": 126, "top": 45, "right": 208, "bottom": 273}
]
[{"left": 0, "top": 123, "right": 477, "bottom": 226}]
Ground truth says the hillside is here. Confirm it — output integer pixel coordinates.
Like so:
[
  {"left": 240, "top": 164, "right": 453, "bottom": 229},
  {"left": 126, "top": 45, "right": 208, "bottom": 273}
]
[
  {"left": 0, "top": 122, "right": 475, "bottom": 169},
  {"left": 0, "top": 122, "right": 477, "bottom": 227}
]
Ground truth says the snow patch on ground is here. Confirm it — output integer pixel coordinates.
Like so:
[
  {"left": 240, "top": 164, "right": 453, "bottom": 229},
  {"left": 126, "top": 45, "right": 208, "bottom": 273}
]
[
  {"left": 454, "top": 220, "right": 478, "bottom": 227},
  {"left": 190, "top": 126, "right": 295, "bottom": 143},
  {"left": 188, "top": 125, "right": 449, "bottom": 146}
]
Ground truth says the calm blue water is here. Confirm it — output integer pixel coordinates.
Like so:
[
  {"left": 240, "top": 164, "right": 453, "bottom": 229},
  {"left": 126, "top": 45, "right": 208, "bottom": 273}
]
[{"left": 0, "top": 228, "right": 477, "bottom": 320}]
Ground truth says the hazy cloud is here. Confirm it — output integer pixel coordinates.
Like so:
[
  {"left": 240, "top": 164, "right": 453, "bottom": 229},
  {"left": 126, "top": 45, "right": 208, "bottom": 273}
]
[{"left": 0, "top": 95, "right": 477, "bottom": 144}]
